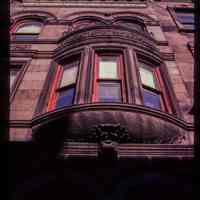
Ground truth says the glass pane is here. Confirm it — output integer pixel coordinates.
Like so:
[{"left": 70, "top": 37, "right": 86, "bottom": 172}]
[
  {"left": 14, "top": 34, "right": 39, "bottom": 40},
  {"left": 56, "top": 87, "right": 75, "bottom": 108},
  {"left": 99, "top": 57, "right": 118, "bottom": 79},
  {"left": 16, "top": 24, "right": 41, "bottom": 34},
  {"left": 143, "top": 89, "right": 161, "bottom": 110},
  {"left": 176, "top": 15, "right": 194, "bottom": 24},
  {"left": 139, "top": 67, "right": 156, "bottom": 89},
  {"left": 98, "top": 82, "right": 121, "bottom": 102},
  {"left": 60, "top": 66, "right": 78, "bottom": 88},
  {"left": 10, "top": 71, "right": 18, "bottom": 88}
]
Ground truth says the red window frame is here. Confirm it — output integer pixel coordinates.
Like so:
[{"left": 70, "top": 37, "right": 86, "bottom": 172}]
[
  {"left": 92, "top": 53, "right": 126, "bottom": 103},
  {"left": 47, "top": 59, "right": 80, "bottom": 111},
  {"left": 47, "top": 65, "right": 63, "bottom": 111},
  {"left": 139, "top": 62, "right": 172, "bottom": 113}
]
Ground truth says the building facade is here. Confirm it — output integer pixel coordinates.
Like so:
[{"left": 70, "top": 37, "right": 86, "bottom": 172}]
[{"left": 9, "top": 0, "right": 194, "bottom": 199}]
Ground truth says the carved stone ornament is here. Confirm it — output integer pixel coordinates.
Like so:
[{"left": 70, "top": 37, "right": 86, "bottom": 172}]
[
  {"left": 90, "top": 123, "right": 130, "bottom": 144},
  {"left": 59, "top": 26, "right": 158, "bottom": 55}
]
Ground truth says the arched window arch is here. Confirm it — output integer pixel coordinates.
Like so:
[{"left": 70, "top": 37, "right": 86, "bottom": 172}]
[
  {"left": 113, "top": 18, "right": 146, "bottom": 32},
  {"left": 12, "top": 21, "right": 43, "bottom": 40},
  {"left": 71, "top": 17, "right": 105, "bottom": 31}
]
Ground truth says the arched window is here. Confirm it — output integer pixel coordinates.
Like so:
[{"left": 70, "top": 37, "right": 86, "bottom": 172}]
[
  {"left": 47, "top": 59, "right": 80, "bottom": 111},
  {"left": 12, "top": 21, "right": 42, "bottom": 40}
]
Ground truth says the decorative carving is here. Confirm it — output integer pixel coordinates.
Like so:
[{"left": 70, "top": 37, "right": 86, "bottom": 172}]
[
  {"left": 90, "top": 123, "right": 130, "bottom": 143},
  {"left": 59, "top": 26, "right": 158, "bottom": 54}
]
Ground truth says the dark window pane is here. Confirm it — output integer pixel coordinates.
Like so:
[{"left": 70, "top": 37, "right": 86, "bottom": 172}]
[
  {"left": 177, "top": 15, "right": 194, "bottom": 24},
  {"left": 56, "top": 87, "right": 75, "bottom": 108},
  {"left": 143, "top": 89, "right": 161, "bottom": 110},
  {"left": 99, "top": 82, "right": 121, "bottom": 102},
  {"left": 13, "top": 34, "right": 39, "bottom": 40}
]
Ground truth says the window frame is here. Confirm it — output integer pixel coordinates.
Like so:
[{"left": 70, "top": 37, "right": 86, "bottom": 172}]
[
  {"left": 10, "top": 61, "right": 29, "bottom": 102},
  {"left": 168, "top": 6, "right": 194, "bottom": 33},
  {"left": 92, "top": 52, "right": 126, "bottom": 103},
  {"left": 11, "top": 20, "right": 43, "bottom": 41},
  {"left": 47, "top": 59, "right": 80, "bottom": 111},
  {"left": 138, "top": 60, "right": 172, "bottom": 113}
]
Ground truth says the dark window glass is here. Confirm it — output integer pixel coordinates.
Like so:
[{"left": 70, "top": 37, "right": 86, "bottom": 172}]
[
  {"left": 143, "top": 89, "right": 161, "bottom": 110},
  {"left": 56, "top": 87, "right": 75, "bottom": 108},
  {"left": 175, "top": 9, "right": 194, "bottom": 31},
  {"left": 176, "top": 15, "right": 194, "bottom": 24},
  {"left": 99, "top": 82, "right": 121, "bottom": 102},
  {"left": 13, "top": 34, "right": 39, "bottom": 40}
]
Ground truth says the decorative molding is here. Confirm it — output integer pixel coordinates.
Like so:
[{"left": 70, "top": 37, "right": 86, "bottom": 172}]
[
  {"left": 10, "top": 44, "right": 32, "bottom": 51},
  {"left": 161, "top": 52, "right": 176, "bottom": 61},
  {"left": 9, "top": 120, "right": 32, "bottom": 128},
  {"left": 10, "top": 50, "right": 54, "bottom": 58},
  {"left": 32, "top": 104, "right": 194, "bottom": 131},
  {"left": 11, "top": 9, "right": 58, "bottom": 23},
  {"left": 56, "top": 26, "right": 159, "bottom": 59},
  {"left": 62, "top": 142, "right": 193, "bottom": 159},
  {"left": 90, "top": 123, "right": 130, "bottom": 143},
  {"left": 22, "top": 1, "right": 147, "bottom": 9},
  {"left": 11, "top": 39, "right": 57, "bottom": 44}
]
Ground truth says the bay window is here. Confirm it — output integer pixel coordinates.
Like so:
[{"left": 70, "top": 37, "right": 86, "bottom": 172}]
[{"left": 46, "top": 50, "right": 173, "bottom": 115}]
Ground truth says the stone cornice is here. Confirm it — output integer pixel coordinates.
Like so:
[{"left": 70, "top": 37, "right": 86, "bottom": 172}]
[
  {"left": 21, "top": 1, "right": 147, "bottom": 8},
  {"left": 32, "top": 103, "right": 194, "bottom": 131},
  {"left": 55, "top": 25, "right": 160, "bottom": 61},
  {"left": 62, "top": 142, "right": 194, "bottom": 159}
]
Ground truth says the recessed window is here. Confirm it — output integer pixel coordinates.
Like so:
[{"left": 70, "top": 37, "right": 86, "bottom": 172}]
[
  {"left": 176, "top": 10, "right": 194, "bottom": 31},
  {"left": 13, "top": 22, "right": 42, "bottom": 40},
  {"left": 139, "top": 62, "right": 171, "bottom": 112},
  {"left": 47, "top": 60, "right": 79, "bottom": 111},
  {"left": 143, "top": 89, "right": 161, "bottom": 110},
  {"left": 10, "top": 64, "right": 21, "bottom": 90},
  {"left": 93, "top": 54, "right": 125, "bottom": 103},
  {"left": 168, "top": 7, "right": 195, "bottom": 32}
]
